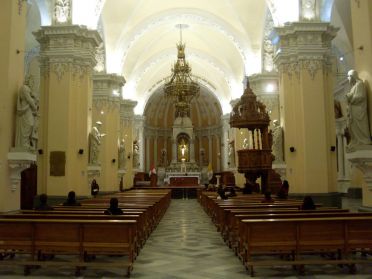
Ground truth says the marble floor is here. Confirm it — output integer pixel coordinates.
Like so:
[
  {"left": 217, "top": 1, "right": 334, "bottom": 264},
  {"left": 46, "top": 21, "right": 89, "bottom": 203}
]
[{"left": 0, "top": 197, "right": 371, "bottom": 278}]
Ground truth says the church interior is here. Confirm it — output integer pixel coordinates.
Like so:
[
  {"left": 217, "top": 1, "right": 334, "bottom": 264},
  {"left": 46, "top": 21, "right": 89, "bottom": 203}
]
[{"left": 1, "top": 0, "right": 372, "bottom": 277}]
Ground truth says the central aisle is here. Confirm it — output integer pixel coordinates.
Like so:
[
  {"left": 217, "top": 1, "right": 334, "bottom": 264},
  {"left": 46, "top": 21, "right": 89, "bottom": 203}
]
[
  {"left": 130, "top": 199, "right": 372, "bottom": 279},
  {"left": 131, "top": 199, "right": 248, "bottom": 279}
]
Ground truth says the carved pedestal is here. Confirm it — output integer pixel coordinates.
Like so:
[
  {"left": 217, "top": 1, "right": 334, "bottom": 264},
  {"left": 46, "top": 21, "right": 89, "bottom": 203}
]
[
  {"left": 87, "top": 165, "right": 101, "bottom": 191},
  {"left": 7, "top": 151, "right": 36, "bottom": 192},
  {"left": 346, "top": 150, "right": 372, "bottom": 191}
]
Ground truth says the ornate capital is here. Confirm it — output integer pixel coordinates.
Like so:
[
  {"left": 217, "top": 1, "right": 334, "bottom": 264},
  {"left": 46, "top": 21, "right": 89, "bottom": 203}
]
[
  {"left": 120, "top": 99, "right": 138, "bottom": 127},
  {"left": 34, "top": 25, "right": 102, "bottom": 80},
  {"left": 93, "top": 73, "right": 125, "bottom": 112},
  {"left": 274, "top": 22, "right": 338, "bottom": 80}
]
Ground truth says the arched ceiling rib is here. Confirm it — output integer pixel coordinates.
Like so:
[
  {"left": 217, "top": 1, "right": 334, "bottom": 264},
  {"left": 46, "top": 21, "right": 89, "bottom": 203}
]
[{"left": 31, "top": 0, "right": 349, "bottom": 117}]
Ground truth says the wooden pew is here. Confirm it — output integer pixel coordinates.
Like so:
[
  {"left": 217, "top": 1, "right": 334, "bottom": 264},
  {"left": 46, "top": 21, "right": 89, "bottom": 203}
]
[
  {"left": 238, "top": 216, "right": 372, "bottom": 276},
  {"left": 0, "top": 218, "right": 136, "bottom": 276},
  {"left": 224, "top": 208, "right": 349, "bottom": 247}
]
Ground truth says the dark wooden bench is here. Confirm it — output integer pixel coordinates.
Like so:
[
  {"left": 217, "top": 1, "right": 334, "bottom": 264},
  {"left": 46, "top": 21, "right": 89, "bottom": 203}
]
[
  {"left": 0, "top": 218, "right": 136, "bottom": 276},
  {"left": 238, "top": 216, "right": 372, "bottom": 276}
]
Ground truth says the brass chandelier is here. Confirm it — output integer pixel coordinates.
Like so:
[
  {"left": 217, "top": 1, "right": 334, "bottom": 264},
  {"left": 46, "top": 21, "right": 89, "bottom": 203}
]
[{"left": 164, "top": 25, "right": 200, "bottom": 117}]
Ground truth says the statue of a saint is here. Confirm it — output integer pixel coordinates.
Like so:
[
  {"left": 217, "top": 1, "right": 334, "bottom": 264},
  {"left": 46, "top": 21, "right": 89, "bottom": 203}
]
[
  {"left": 15, "top": 77, "right": 38, "bottom": 150},
  {"left": 272, "top": 119, "right": 284, "bottom": 163},
  {"left": 345, "top": 69, "right": 371, "bottom": 151},
  {"left": 228, "top": 141, "right": 235, "bottom": 168},
  {"left": 160, "top": 148, "right": 167, "bottom": 167},
  {"left": 132, "top": 140, "right": 139, "bottom": 168},
  {"left": 89, "top": 121, "right": 104, "bottom": 165},
  {"left": 118, "top": 139, "right": 126, "bottom": 169},
  {"left": 242, "top": 138, "right": 249, "bottom": 149}
]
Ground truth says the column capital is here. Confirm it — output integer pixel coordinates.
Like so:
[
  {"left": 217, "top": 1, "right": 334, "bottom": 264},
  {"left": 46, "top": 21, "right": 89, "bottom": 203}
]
[
  {"left": 34, "top": 25, "right": 102, "bottom": 79},
  {"left": 120, "top": 99, "right": 138, "bottom": 124},
  {"left": 274, "top": 22, "right": 338, "bottom": 80},
  {"left": 93, "top": 73, "right": 125, "bottom": 112}
]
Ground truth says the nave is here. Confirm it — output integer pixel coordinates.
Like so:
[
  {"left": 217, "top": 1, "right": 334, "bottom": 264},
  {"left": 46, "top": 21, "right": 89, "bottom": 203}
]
[{"left": 1, "top": 198, "right": 372, "bottom": 279}]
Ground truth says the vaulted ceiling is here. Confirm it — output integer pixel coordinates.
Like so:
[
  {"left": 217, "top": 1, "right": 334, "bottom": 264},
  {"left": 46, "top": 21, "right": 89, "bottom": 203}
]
[{"left": 27, "top": 0, "right": 352, "bottom": 116}]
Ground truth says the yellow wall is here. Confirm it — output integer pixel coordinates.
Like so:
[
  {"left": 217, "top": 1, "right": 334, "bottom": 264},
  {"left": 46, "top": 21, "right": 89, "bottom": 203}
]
[
  {"left": 122, "top": 124, "right": 134, "bottom": 189},
  {"left": 281, "top": 67, "right": 337, "bottom": 193},
  {"left": 92, "top": 102, "right": 120, "bottom": 192},
  {"left": 0, "top": 1, "right": 27, "bottom": 211}
]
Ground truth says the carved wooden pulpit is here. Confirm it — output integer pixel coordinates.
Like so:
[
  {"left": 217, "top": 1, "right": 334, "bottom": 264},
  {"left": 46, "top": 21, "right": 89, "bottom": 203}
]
[{"left": 230, "top": 80, "right": 275, "bottom": 193}]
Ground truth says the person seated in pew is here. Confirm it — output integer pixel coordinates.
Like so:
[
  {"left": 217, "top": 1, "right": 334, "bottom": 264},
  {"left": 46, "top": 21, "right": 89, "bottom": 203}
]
[
  {"left": 300, "top": 195, "right": 316, "bottom": 210},
  {"left": 217, "top": 184, "right": 228, "bottom": 200},
  {"left": 91, "top": 179, "right": 100, "bottom": 197},
  {"left": 242, "top": 182, "right": 252, "bottom": 194},
  {"left": 226, "top": 186, "right": 237, "bottom": 198},
  {"left": 276, "top": 180, "right": 289, "bottom": 199},
  {"left": 62, "top": 191, "right": 81, "bottom": 206},
  {"left": 261, "top": 191, "right": 274, "bottom": 203},
  {"left": 104, "top": 197, "right": 124, "bottom": 215},
  {"left": 35, "top": 193, "right": 54, "bottom": 210}
]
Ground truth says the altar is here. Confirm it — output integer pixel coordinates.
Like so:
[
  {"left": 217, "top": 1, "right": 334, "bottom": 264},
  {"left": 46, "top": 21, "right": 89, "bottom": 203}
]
[{"left": 164, "top": 172, "right": 201, "bottom": 186}]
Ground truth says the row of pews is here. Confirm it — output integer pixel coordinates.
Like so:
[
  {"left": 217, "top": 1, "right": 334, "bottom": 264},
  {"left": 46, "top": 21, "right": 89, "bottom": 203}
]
[
  {"left": 198, "top": 191, "right": 372, "bottom": 276},
  {"left": 0, "top": 189, "right": 171, "bottom": 277}
]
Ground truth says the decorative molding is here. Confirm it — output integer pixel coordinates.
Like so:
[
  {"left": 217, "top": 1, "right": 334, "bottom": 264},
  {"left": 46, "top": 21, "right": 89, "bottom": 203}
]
[
  {"left": 53, "top": 0, "right": 72, "bottom": 25},
  {"left": 302, "top": 59, "right": 322, "bottom": 80},
  {"left": 346, "top": 150, "right": 372, "bottom": 190},
  {"left": 7, "top": 151, "right": 36, "bottom": 191},
  {"left": 18, "top": 0, "right": 27, "bottom": 15},
  {"left": 257, "top": 94, "right": 279, "bottom": 114},
  {"left": 52, "top": 62, "right": 68, "bottom": 81},
  {"left": 93, "top": 97, "right": 120, "bottom": 113},
  {"left": 274, "top": 22, "right": 338, "bottom": 80},
  {"left": 34, "top": 25, "right": 102, "bottom": 77},
  {"left": 94, "top": 42, "right": 106, "bottom": 73},
  {"left": 262, "top": 10, "right": 276, "bottom": 73}
]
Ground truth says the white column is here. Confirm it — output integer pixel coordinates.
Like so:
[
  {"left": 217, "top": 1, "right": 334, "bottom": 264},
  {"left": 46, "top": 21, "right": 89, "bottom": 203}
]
[
  {"left": 172, "top": 138, "right": 177, "bottom": 163},
  {"left": 208, "top": 136, "right": 212, "bottom": 164},
  {"left": 145, "top": 137, "right": 150, "bottom": 171},
  {"left": 134, "top": 115, "right": 145, "bottom": 171},
  {"left": 216, "top": 135, "right": 221, "bottom": 172},
  {"left": 154, "top": 135, "right": 158, "bottom": 166},
  {"left": 190, "top": 137, "right": 195, "bottom": 162},
  {"left": 221, "top": 114, "right": 230, "bottom": 171}
]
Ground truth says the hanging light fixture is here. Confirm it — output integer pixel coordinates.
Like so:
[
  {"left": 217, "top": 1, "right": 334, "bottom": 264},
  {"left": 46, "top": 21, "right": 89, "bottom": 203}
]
[{"left": 164, "top": 24, "right": 200, "bottom": 117}]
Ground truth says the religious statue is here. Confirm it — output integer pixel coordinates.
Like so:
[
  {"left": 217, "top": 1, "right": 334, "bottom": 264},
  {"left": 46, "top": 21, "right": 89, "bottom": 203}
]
[
  {"left": 118, "top": 139, "right": 126, "bottom": 169},
  {"left": 160, "top": 148, "right": 167, "bottom": 167},
  {"left": 15, "top": 77, "right": 38, "bottom": 150},
  {"left": 228, "top": 141, "right": 235, "bottom": 168},
  {"left": 345, "top": 69, "right": 372, "bottom": 151},
  {"left": 272, "top": 119, "right": 284, "bottom": 163},
  {"left": 54, "top": 0, "right": 71, "bottom": 24},
  {"left": 334, "top": 100, "right": 343, "bottom": 119},
  {"left": 133, "top": 140, "right": 140, "bottom": 168},
  {"left": 89, "top": 121, "right": 104, "bottom": 165},
  {"left": 242, "top": 138, "right": 249, "bottom": 149}
]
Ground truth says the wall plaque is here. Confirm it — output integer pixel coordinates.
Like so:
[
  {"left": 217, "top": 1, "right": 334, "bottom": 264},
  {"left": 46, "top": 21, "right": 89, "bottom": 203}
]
[{"left": 50, "top": 151, "right": 66, "bottom": 176}]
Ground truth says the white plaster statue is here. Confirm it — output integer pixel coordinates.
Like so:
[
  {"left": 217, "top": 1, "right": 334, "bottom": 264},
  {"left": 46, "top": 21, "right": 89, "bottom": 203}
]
[
  {"left": 242, "top": 138, "right": 249, "bottom": 149},
  {"left": 54, "top": 0, "right": 71, "bottom": 23},
  {"left": 118, "top": 139, "right": 126, "bottom": 169},
  {"left": 345, "top": 69, "right": 372, "bottom": 151},
  {"left": 89, "top": 121, "right": 104, "bottom": 165},
  {"left": 272, "top": 119, "right": 284, "bottom": 163},
  {"left": 15, "top": 77, "right": 38, "bottom": 150},
  {"left": 132, "top": 140, "right": 140, "bottom": 168},
  {"left": 228, "top": 142, "right": 235, "bottom": 168}
]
